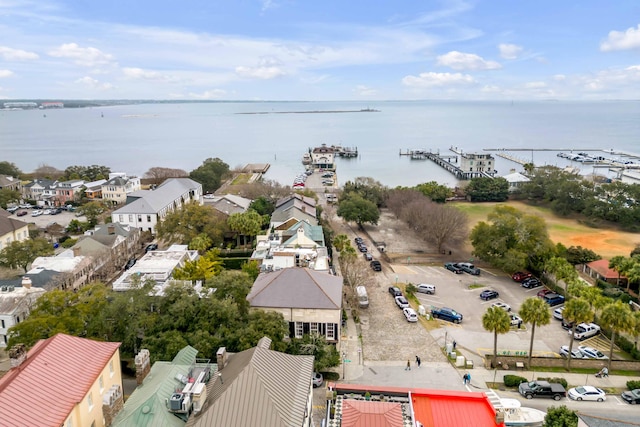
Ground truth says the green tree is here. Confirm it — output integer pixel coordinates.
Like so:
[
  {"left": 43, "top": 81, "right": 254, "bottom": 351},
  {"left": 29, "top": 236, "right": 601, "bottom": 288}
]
[
  {"left": 0, "top": 238, "right": 54, "bottom": 272},
  {"left": 189, "top": 233, "right": 213, "bottom": 253},
  {"left": 249, "top": 196, "right": 275, "bottom": 216},
  {"left": 288, "top": 334, "right": 341, "bottom": 371},
  {"left": 337, "top": 193, "right": 380, "bottom": 227},
  {"left": 156, "top": 202, "right": 228, "bottom": 246},
  {"left": 564, "top": 246, "right": 600, "bottom": 265},
  {"left": 465, "top": 177, "right": 509, "bottom": 202},
  {"left": 189, "top": 157, "right": 230, "bottom": 193},
  {"left": 609, "top": 255, "right": 631, "bottom": 287},
  {"left": 414, "top": 181, "right": 452, "bottom": 203},
  {"left": 172, "top": 249, "right": 223, "bottom": 282},
  {"left": 0, "top": 188, "right": 21, "bottom": 209},
  {"left": 332, "top": 234, "right": 350, "bottom": 252},
  {"left": 545, "top": 257, "right": 579, "bottom": 298},
  {"left": 0, "top": 161, "right": 22, "bottom": 177},
  {"left": 342, "top": 177, "right": 387, "bottom": 207},
  {"left": 482, "top": 306, "right": 511, "bottom": 368},
  {"left": 241, "top": 260, "right": 261, "bottom": 281},
  {"left": 227, "top": 209, "right": 263, "bottom": 248},
  {"left": 519, "top": 297, "right": 551, "bottom": 368},
  {"left": 563, "top": 298, "right": 593, "bottom": 370},
  {"left": 600, "top": 300, "right": 635, "bottom": 369},
  {"left": 81, "top": 201, "right": 105, "bottom": 227},
  {"left": 543, "top": 405, "right": 578, "bottom": 427}
]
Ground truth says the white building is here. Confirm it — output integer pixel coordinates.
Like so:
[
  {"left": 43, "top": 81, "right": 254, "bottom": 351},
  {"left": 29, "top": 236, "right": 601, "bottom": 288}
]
[
  {"left": 0, "top": 277, "right": 46, "bottom": 347},
  {"left": 502, "top": 171, "right": 531, "bottom": 192},
  {"left": 102, "top": 173, "right": 142, "bottom": 205},
  {"left": 29, "top": 250, "right": 94, "bottom": 291},
  {"left": 111, "top": 178, "right": 203, "bottom": 234}
]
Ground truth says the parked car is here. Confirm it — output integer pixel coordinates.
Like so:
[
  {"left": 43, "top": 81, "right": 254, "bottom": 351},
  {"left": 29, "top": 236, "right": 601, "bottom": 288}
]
[
  {"left": 480, "top": 289, "right": 499, "bottom": 301},
  {"left": 522, "top": 278, "right": 542, "bottom": 288},
  {"left": 537, "top": 288, "right": 554, "bottom": 298},
  {"left": 16, "top": 210, "right": 28, "bottom": 217},
  {"left": 124, "top": 258, "right": 137, "bottom": 270},
  {"left": 370, "top": 260, "right": 382, "bottom": 271},
  {"left": 403, "top": 307, "right": 418, "bottom": 322},
  {"left": 458, "top": 263, "right": 480, "bottom": 275},
  {"left": 431, "top": 307, "right": 463, "bottom": 324},
  {"left": 568, "top": 386, "right": 606, "bottom": 402},
  {"left": 416, "top": 284, "right": 436, "bottom": 294},
  {"left": 145, "top": 243, "right": 159, "bottom": 252},
  {"left": 553, "top": 306, "right": 565, "bottom": 320},
  {"left": 31, "top": 210, "right": 43, "bottom": 217},
  {"left": 561, "top": 319, "right": 574, "bottom": 330},
  {"left": 620, "top": 388, "right": 640, "bottom": 404},
  {"left": 43, "top": 209, "right": 51, "bottom": 215},
  {"left": 354, "top": 237, "right": 364, "bottom": 244},
  {"left": 512, "top": 271, "right": 533, "bottom": 282},
  {"left": 19, "top": 203, "right": 33, "bottom": 209},
  {"left": 388, "top": 286, "right": 402, "bottom": 297},
  {"left": 543, "top": 293, "right": 565, "bottom": 307},
  {"left": 444, "top": 262, "right": 463, "bottom": 274},
  {"left": 570, "top": 323, "right": 600, "bottom": 340},
  {"left": 7, "top": 206, "right": 18, "bottom": 213},
  {"left": 578, "top": 345, "right": 608, "bottom": 359},
  {"left": 358, "top": 245, "right": 368, "bottom": 253},
  {"left": 509, "top": 313, "right": 523, "bottom": 326},
  {"left": 312, "top": 372, "right": 324, "bottom": 388},
  {"left": 363, "top": 253, "right": 373, "bottom": 261},
  {"left": 395, "top": 296, "right": 409, "bottom": 309},
  {"left": 491, "top": 301, "right": 511, "bottom": 312},
  {"left": 559, "top": 345, "right": 585, "bottom": 359}
]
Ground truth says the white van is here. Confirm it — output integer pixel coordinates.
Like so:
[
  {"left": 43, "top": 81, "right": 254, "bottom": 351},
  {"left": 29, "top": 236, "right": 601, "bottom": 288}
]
[{"left": 356, "top": 286, "right": 369, "bottom": 308}]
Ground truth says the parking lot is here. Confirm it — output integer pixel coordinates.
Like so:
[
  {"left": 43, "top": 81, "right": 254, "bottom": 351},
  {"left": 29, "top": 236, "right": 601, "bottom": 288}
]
[{"left": 10, "top": 209, "right": 86, "bottom": 231}]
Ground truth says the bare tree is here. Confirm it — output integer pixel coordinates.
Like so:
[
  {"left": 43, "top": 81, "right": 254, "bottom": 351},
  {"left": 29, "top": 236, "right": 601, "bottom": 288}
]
[
  {"left": 338, "top": 249, "right": 372, "bottom": 290},
  {"left": 143, "top": 167, "right": 188, "bottom": 186},
  {"left": 32, "top": 163, "right": 64, "bottom": 179}
]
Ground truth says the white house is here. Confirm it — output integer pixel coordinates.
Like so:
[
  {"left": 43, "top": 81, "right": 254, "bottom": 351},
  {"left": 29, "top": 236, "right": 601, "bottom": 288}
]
[
  {"left": 0, "top": 277, "right": 46, "bottom": 347},
  {"left": 502, "top": 171, "right": 531, "bottom": 192},
  {"left": 102, "top": 173, "right": 142, "bottom": 205},
  {"left": 111, "top": 178, "right": 203, "bottom": 234}
]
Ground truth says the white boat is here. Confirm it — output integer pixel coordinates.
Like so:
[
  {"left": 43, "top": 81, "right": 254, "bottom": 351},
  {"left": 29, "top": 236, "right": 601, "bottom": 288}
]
[
  {"left": 302, "top": 152, "right": 311, "bottom": 165},
  {"left": 498, "top": 398, "right": 546, "bottom": 427}
]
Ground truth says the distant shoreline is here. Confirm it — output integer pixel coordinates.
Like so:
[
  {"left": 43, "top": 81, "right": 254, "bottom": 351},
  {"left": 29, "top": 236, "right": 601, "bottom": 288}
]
[{"left": 236, "top": 109, "right": 380, "bottom": 115}]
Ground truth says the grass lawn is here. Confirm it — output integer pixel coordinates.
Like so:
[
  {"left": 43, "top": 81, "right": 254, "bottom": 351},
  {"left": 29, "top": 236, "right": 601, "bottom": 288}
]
[{"left": 453, "top": 201, "right": 640, "bottom": 259}]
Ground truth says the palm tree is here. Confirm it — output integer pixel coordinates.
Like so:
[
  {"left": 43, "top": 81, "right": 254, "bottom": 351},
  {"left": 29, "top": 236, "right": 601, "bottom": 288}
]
[
  {"left": 625, "top": 262, "right": 640, "bottom": 293},
  {"left": 600, "top": 301, "right": 635, "bottom": 370},
  {"left": 563, "top": 298, "right": 593, "bottom": 370},
  {"left": 545, "top": 257, "right": 579, "bottom": 298},
  {"left": 608, "top": 255, "right": 628, "bottom": 287},
  {"left": 632, "top": 311, "right": 640, "bottom": 352},
  {"left": 482, "top": 306, "right": 511, "bottom": 368},
  {"left": 519, "top": 297, "right": 551, "bottom": 368}
]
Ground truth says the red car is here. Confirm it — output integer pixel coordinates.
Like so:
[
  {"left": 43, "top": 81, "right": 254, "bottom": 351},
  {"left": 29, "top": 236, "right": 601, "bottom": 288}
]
[
  {"left": 512, "top": 271, "right": 532, "bottom": 282},
  {"left": 537, "top": 288, "right": 554, "bottom": 298},
  {"left": 16, "top": 210, "right": 28, "bottom": 217}
]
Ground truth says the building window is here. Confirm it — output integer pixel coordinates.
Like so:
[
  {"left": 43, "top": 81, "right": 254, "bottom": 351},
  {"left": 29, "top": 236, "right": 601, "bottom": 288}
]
[
  {"left": 119, "top": 215, "right": 124, "bottom": 222},
  {"left": 1, "top": 319, "right": 4, "bottom": 328},
  {"left": 295, "top": 322, "right": 304, "bottom": 339},
  {"left": 128, "top": 215, "right": 133, "bottom": 222},
  {"left": 326, "top": 323, "right": 335, "bottom": 340},
  {"left": 147, "top": 215, "right": 151, "bottom": 222},
  {"left": 137, "top": 215, "right": 142, "bottom": 222},
  {"left": 310, "top": 322, "right": 318, "bottom": 335},
  {"left": 109, "top": 360, "right": 114, "bottom": 376},
  {"left": 99, "top": 375, "right": 104, "bottom": 392},
  {"left": 87, "top": 392, "right": 93, "bottom": 410}
]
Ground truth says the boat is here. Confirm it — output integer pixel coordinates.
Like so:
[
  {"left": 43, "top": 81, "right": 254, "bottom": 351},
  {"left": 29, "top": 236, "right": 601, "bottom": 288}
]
[
  {"left": 302, "top": 152, "right": 311, "bottom": 165},
  {"left": 497, "top": 398, "right": 546, "bottom": 427}
]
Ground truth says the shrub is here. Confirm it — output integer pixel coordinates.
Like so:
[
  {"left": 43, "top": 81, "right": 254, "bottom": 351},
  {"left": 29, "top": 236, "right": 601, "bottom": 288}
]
[
  {"left": 503, "top": 375, "right": 527, "bottom": 387},
  {"left": 537, "top": 377, "right": 568, "bottom": 389},
  {"left": 405, "top": 283, "right": 416, "bottom": 298},
  {"left": 627, "top": 380, "right": 640, "bottom": 390},
  {"left": 60, "top": 238, "right": 77, "bottom": 248}
]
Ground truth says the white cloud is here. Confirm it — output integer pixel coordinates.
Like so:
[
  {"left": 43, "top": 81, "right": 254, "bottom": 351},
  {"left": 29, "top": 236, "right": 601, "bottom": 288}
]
[
  {"left": 0, "top": 70, "right": 14, "bottom": 78},
  {"left": 498, "top": 43, "right": 523, "bottom": 60},
  {"left": 75, "top": 76, "right": 114, "bottom": 90},
  {"left": 188, "top": 89, "right": 227, "bottom": 99},
  {"left": 260, "top": 0, "right": 278, "bottom": 12},
  {"left": 235, "top": 65, "right": 286, "bottom": 79},
  {"left": 122, "top": 67, "right": 174, "bottom": 82},
  {"left": 553, "top": 74, "right": 566, "bottom": 81},
  {"left": 353, "top": 85, "right": 377, "bottom": 96},
  {"left": 600, "top": 24, "right": 640, "bottom": 51},
  {"left": 49, "top": 43, "right": 114, "bottom": 66},
  {"left": 524, "top": 81, "right": 546, "bottom": 89},
  {"left": 402, "top": 72, "right": 475, "bottom": 88},
  {"left": 436, "top": 51, "right": 501, "bottom": 70},
  {"left": 0, "top": 46, "right": 39, "bottom": 61}
]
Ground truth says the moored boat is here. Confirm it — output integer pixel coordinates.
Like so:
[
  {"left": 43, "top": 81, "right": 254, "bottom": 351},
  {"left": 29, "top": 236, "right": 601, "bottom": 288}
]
[{"left": 498, "top": 398, "right": 546, "bottom": 427}]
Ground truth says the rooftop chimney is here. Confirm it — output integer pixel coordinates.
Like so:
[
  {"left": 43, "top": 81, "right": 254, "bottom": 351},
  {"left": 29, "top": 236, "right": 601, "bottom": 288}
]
[
  {"left": 21, "top": 276, "right": 32, "bottom": 289},
  {"left": 72, "top": 247, "right": 81, "bottom": 257},
  {"left": 134, "top": 349, "right": 151, "bottom": 385},
  {"left": 108, "top": 225, "right": 115, "bottom": 235},
  {"left": 216, "top": 347, "right": 227, "bottom": 371},
  {"left": 9, "top": 344, "right": 27, "bottom": 368}
]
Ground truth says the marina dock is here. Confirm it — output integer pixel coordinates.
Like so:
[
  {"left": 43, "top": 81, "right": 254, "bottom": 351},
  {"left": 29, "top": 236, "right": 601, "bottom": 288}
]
[{"left": 401, "top": 148, "right": 495, "bottom": 180}]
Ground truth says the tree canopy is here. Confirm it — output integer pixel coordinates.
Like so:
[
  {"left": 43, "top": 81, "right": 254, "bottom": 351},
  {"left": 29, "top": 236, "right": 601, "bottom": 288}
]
[
  {"left": 0, "top": 161, "right": 23, "bottom": 177},
  {"left": 143, "top": 167, "right": 188, "bottom": 186},
  {"left": 0, "top": 188, "right": 21, "bottom": 209},
  {"left": 543, "top": 405, "right": 578, "bottom": 427},
  {"left": 337, "top": 193, "right": 380, "bottom": 226},
  {"left": 414, "top": 181, "right": 452, "bottom": 203},
  {"left": 189, "top": 157, "right": 230, "bottom": 193},
  {"left": 155, "top": 202, "right": 228, "bottom": 247},
  {"left": 64, "top": 164, "right": 111, "bottom": 181},
  {"left": 465, "top": 177, "right": 509, "bottom": 202},
  {"left": 0, "top": 238, "right": 54, "bottom": 272}
]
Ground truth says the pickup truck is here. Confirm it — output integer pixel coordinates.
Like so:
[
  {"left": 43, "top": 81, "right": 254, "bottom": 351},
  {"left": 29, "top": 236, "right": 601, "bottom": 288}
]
[
  {"left": 570, "top": 322, "right": 600, "bottom": 340},
  {"left": 518, "top": 380, "right": 566, "bottom": 401},
  {"left": 431, "top": 307, "right": 463, "bottom": 324}
]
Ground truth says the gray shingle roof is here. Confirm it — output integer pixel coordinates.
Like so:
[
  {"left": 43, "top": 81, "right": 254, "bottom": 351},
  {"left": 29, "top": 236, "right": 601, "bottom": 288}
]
[
  {"left": 186, "top": 337, "right": 314, "bottom": 427},
  {"left": 113, "top": 178, "right": 201, "bottom": 215},
  {"left": 578, "top": 414, "right": 640, "bottom": 427},
  {"left": 247, "top": 267, "right": 342, "bottom": 309}
]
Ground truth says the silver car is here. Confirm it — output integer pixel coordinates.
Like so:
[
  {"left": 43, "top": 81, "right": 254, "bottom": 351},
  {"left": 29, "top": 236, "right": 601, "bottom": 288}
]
[{"left": 559, "top": 345, "right": 584, "bottom": 359}]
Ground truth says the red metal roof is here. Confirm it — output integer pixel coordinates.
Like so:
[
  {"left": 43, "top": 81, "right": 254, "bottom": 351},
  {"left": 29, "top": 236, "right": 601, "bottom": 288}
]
[
  {"left": 412, "top": 391, "right": 502, "bottom": 427},
  {"left": 341, "top": 400, "right": 404, "bottom": 427},
  {"left": 587, "top": 259, "right": 623, "bottom": 280},
  {"left": 0, "top": 333, "right": 121, "bottom": 427}
]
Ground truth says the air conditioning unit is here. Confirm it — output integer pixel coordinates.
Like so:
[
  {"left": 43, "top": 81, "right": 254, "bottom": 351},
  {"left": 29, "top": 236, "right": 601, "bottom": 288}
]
[{"left": 169, "top": 393, "right": 184, "bottom": 411}]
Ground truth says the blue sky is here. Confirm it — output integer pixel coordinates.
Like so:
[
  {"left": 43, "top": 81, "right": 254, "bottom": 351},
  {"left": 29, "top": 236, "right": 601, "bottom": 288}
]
[{"left": 1, "top": 0, "right": 639, "bottom": 100}]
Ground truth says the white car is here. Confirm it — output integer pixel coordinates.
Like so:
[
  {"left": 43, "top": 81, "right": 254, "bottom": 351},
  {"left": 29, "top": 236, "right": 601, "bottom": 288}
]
[
  {"left": 568, "top": 386, "right": 606, "bottom": 402},
  {"left": 395, "top": 296, "right": 409, "bottom": 309},
  {"left": 509, "top": 314, "right": 523, "bottom": 326},
  {"left": 559, "top": 345, "right": 584, "bottom": 359},
  {"left": 491, "top": 301, "right": 511, "bottom": 312},
  {"left": 416, "top": 284, "right": 436, "bottom": 294},
  {"left": 43, "top": 209, "right": 51, "bottom": 215},
  {"left": 403, "top": 307, "right": 418, "bottom": 322},
  {"left": 570, "top": 323, "right": 600, "bottom": 340},
  {"left": 31, "top": 210, "right": 43, "bottom": 217},
  {"left": 553, "top": 306, "right": 565, "bottom": 320},
  {"left": 578, "top": 345, "right": 608, "bottom": 359}
]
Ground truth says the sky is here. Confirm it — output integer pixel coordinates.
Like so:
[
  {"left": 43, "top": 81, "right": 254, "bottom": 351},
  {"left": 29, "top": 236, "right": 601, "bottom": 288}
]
[{"left": 1, "top": 0, "right": 639, "bottom": 101}]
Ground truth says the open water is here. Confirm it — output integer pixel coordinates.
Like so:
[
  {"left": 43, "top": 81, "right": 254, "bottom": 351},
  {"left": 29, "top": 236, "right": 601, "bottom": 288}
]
[{"left": 1, "top": 100, "right": 639, "bottom": 188}]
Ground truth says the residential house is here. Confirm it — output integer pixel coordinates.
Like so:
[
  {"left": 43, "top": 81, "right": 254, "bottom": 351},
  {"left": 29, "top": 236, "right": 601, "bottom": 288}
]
[
  {"left": 21, "top": 178, "right": 54, "bottom": 202},
  {"left": 186, "top": 336, "right": 314, "bottom": 427},
  {"left": 0, "top": 277, "right": 46, "bottom": 347},
  {"left": 112, "top": 346, "right": 216, "bottom": 427},
  {"left": 582, "top": 259, "right": 627, "bottom": 286},
  {"left": 502, "top": 171, "right": 530, "bottom": 192},
  {"left": 29, "top": 249, "right": 94, "bottom": 291},
  {"left": 0, "top": 333, "right": 123, "bottom": 427},
  {"left": 102, "top": 173, "right": 142, "bottom": 205},
  {"left": 0, "top": 268, "right": 64, "bottom": 293},
  {"left": 328, "top": 383, "right": 505, "bottom": 427},
  {"left": 459, "top": 152, "right": 496, "bottom": 177},
  {"left": 252, "top": 220, "right": 330, "bottom": 271},
  {"left": 207, "top": 193, "right": 252, "bottom": 216},
  {"left": 112, "top": 244, "right": 199, "bottom": 294},
  {"left": 111, "top": 178, "right": 202, "bottom": 234},
  {"left": 0, "top": 174, "right": 21, "bottom": 192},
  {"left": 53, "top": 179, "right": 85, "bottom": 206},
  {"left": 83, "top": 178, "right": 108, "bottom": 200},
  {"left": 247, "top": 267, "right": 343, "bottom": 342},
  {"left": 310, "top": 143, "right": 336, "bottom": 170},
  {"left": 0, "top": 208, "right": 30, "bottom": 250},
  {"left": 270, "top": 193, "right": 318, "bottom": 229}
]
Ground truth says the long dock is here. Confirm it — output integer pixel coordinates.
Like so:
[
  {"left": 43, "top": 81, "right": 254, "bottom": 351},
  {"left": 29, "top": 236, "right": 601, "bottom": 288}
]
[{"left": 402, "top": 149, "right": 493, "bottom": 180}]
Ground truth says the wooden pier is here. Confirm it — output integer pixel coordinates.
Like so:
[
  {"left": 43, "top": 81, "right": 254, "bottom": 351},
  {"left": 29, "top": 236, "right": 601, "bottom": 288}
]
[
  {"left": 402, "top": 149, "right": 494, "bottom": 180},
  {"left": 332, "top": 145, "right": 358, "bottom": 157}
]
